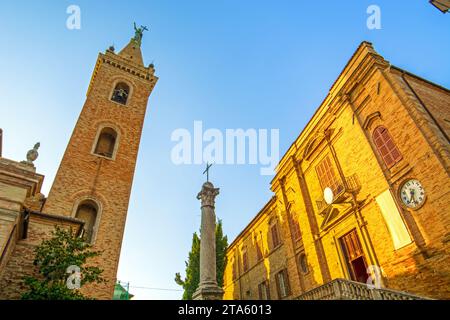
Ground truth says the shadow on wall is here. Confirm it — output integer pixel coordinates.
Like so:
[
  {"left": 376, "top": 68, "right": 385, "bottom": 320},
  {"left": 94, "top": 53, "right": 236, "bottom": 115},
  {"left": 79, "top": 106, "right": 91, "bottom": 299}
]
[{"left": 382, "top": 245, "right": 450, "bottom": 300}]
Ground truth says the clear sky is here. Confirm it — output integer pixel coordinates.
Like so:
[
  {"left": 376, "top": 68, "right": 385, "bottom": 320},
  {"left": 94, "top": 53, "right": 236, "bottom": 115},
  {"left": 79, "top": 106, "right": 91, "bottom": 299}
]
[{"left": 0, "top": 1, "right": 449, "bottom": 299}]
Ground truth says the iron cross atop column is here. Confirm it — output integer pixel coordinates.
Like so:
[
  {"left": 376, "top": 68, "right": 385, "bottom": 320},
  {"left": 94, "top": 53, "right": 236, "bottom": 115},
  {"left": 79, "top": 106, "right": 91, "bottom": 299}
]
[{"left": 203, "top": 162, "right": 213, "bottom": 182}]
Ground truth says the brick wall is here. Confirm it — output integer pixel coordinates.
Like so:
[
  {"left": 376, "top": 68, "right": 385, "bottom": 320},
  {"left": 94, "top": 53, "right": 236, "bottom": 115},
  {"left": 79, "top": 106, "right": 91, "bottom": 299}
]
[
  {"left": 0, "top": 215, "right": 82, "bottom": 299},
  {"left": 223, "top": 42, "right": 450, "bottom": 300},
  {"left": 41, "top": 45, "right": 157, "bottom": 299}
]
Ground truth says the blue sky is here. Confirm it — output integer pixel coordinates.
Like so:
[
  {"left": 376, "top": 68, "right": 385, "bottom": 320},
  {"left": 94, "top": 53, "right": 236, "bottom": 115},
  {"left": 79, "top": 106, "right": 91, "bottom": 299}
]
[{"left": 0, "top": 1, "right": 448, "bottom": 299}]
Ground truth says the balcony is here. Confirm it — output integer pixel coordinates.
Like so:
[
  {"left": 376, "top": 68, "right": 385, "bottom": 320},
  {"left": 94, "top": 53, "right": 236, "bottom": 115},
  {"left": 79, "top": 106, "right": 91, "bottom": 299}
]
[
  {"left": 297, "top": 278, "right": 430, "bottom": 300},
  {"left": 316, "top": 174, "right": 361, "bottom": 214}
]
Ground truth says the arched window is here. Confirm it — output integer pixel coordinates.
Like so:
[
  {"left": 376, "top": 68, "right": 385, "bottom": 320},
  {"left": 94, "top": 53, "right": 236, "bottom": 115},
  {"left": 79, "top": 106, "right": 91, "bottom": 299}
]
[
  {"left": 373, "top": 126, "right": 402, "bottom": 168},
  {"left": 111, "top": 82, "right": 130, "bottom": 105},
  {"left": 299, "top": 253, "right": 309, "bottom": 274},
  {"left": 94, "top": 127, "right": 117, "bottom": 158},
  {"left": 75, "top": 200, "right": 98, "bottom": 243}
]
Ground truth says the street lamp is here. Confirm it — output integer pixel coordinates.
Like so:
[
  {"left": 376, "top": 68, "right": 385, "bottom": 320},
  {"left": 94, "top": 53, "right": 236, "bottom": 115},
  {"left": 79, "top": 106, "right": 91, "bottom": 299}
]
[{"left": 430, "top": 0, "right": 450, "bottom": 13}]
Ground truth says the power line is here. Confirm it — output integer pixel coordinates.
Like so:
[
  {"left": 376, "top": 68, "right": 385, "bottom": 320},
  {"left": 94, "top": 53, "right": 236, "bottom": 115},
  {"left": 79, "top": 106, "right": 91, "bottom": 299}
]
[
  {"left": 129, "top": 286, "right": 182, "bottom": 292},
  {"left": 118, "top": 281, "right": 183, "bottom": 292}
]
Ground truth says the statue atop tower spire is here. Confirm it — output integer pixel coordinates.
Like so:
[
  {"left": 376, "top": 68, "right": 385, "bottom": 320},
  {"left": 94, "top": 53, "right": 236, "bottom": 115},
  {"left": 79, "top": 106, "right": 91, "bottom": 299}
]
[
  {"left": 115, "top": 23, "right": 149, "bottom": 66},
  {"left": 133, "top": 22, "right": 148, "bottom": 47}
]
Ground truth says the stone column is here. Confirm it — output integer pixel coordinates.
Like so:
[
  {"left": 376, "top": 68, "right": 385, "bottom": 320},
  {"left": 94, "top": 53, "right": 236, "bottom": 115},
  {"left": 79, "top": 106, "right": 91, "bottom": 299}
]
[{"left": 193, "top": 181, "right": 224, "bottom": 300}]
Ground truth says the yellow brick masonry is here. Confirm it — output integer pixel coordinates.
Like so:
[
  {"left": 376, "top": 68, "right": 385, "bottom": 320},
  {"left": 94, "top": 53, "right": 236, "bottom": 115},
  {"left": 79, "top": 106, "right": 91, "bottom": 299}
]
[{"left": 223, "top": 42, "right": 450, "bottom": 300}]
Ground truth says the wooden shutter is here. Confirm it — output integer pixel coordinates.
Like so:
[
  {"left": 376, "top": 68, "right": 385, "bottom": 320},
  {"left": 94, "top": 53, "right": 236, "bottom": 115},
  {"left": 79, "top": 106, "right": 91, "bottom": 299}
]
[
  {"left": 242, "top": 249, "right": 248, "bottom": 272},
  {"left": 258, "top": 283, "right": 263, "bottom": 300},
  {"left": 256, "top": 241, "right": 263, "bottom": 261},
  {"left": 258, "top": 281, "right": 270, "bottom": 300},
  {"left": 373, "top": 126, "right": 402, "bottom": 168},
  {"left": 283, "top": 269, "right": 291, "bottom": 296},
  {"left": 341, "top": 229, "right": 364, "bottom": 261},
  {"left": 275, "top": 272, "right": 282, "bottom": 299},
  {"left": 316, "top": 156, "right": 342, "bottom": 194},
  {"left": 265, "top": 281, "right": 271, "bottom": 299},
  {"left": 271, "top": 223, "right": 280, "bottom": 248},
  {"left": 290, "top": 215, "right": 301, "bottom": 241}
]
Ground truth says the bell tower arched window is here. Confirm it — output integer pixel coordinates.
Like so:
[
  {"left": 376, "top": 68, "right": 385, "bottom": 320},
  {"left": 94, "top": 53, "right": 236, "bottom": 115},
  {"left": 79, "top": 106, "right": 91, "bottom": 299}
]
[
  {"left": 373, "top": 126, "right": 402, "bottom": 168},
  {"left": 111, "top": 82, "right": 130, "bottom": 105},
  {"left": 75, "top": 200, "right": 98, "bottom": 243},
  {"left": 94, "top": 127, "right": 117, "bottom": 158}
]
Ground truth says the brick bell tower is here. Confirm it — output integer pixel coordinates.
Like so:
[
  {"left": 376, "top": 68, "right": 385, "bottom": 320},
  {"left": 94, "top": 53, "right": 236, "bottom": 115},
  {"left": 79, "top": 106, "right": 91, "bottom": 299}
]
[{"left": 43, "top": 25, "right": 157, "bottom": 299}]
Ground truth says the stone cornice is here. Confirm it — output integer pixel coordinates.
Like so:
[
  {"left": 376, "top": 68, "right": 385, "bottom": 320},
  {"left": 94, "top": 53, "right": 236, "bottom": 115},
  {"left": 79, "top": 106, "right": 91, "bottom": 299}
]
[
  {"left": 271, "top": 42, "right": 389, "bottom": 186},
  {"left": 29, "top": 210, "right": 84, "bottom": 230},
  {"left": 87, "top": 51, "right": 158, "bottom": 97},
  {"left": 226, "top": 197, "right": 276, "bottom": 251}
]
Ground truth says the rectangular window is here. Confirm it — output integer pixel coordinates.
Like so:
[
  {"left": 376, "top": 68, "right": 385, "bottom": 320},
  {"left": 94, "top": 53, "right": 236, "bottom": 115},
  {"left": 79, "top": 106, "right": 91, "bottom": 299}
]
[
  {"left": 290, "top": 215, "right": 302, "bottom": 242},
  {"left": 271, "top": 223, "right": 281, "bottom": 248},
  {"left": 232, "top": 259, "right": 237, "bottom": 281},
  {"left": 258, "top": 280, "right": 271, "bottom": 300},
  {"left": 242, "top": 248, "right": 249, "bottom": 272},
  {"left": 316, "top": 156, "right": 343, "bottom": 194},
  {"left": 275, "top": 269, "right": 291, "bottom": 298},
  {"left": 375, "top": 189, "right": 412, "bottom": 250},
  {"left": 256, "top": 240, "right": 263, "bottom": 261}
]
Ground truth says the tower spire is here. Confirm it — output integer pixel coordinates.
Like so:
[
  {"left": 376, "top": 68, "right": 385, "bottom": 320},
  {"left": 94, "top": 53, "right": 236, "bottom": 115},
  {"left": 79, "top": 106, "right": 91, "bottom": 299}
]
[{"left": 118, "top": 23, "right": 149, "bottom": 66}]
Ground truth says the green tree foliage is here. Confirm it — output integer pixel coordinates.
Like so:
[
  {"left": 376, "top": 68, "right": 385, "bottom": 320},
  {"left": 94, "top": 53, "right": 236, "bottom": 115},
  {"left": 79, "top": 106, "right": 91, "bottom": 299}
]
[
  {"left": 215, "top": 219, "right": 228, "bottom": 288},
  {"left": 175, "top": 232, "right": 200, "bottom": 300},
  {"left": 21, "top": 226, "right": 105, "bottom": 300},
  {"left": 175, "top": 219, "right": 228, "bottom": 299}
]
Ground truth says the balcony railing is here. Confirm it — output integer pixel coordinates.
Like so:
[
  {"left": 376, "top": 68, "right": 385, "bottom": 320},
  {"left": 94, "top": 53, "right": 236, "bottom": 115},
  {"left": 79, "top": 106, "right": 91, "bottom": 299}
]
[
  {"left": 297, "top": 278, "right": 430, "bottom": 300},
  {"left": 316, "top": 174, "right": 361, "bottom": 214}
]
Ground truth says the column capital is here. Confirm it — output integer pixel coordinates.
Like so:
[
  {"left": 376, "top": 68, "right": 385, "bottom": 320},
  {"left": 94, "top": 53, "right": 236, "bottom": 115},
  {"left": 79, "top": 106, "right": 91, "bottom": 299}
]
[{"left": 197, "top": 182, "right": 220, "bottom": 208}]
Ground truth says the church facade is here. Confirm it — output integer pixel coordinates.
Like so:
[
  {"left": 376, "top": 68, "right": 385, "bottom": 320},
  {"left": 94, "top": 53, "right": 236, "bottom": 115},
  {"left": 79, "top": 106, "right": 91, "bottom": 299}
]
[
  {"left": 0, "top": 30, "right": 157, "bottom": 299},
  {"left": 223, "top": 42, "right": 450, "bottom": 300}
]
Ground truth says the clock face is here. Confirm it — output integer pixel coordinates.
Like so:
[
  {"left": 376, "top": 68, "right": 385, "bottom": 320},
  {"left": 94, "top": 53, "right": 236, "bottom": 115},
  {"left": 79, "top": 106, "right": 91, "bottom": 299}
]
[{"left": 400, "top": 179, "right": 426, "bottom": 209}]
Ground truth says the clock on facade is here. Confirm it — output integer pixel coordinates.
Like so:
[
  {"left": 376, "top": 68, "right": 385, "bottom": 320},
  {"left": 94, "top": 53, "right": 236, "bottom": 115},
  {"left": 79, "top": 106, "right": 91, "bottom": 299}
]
[{"left": 399, "top": 179, "right": 426, "bottom": 209}]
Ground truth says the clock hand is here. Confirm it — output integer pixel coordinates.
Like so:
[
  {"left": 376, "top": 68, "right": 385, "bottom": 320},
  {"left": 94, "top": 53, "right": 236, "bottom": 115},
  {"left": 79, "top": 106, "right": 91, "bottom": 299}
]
[{"left": 409, "top": 189, "right": 416, "bottom": 204}]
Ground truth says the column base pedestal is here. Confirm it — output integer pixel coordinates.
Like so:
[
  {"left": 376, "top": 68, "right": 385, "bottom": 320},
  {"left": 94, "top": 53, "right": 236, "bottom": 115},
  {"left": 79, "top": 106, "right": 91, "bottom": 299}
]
[{"left": 193, "top": 284, "right": 224, "bottom": 300}]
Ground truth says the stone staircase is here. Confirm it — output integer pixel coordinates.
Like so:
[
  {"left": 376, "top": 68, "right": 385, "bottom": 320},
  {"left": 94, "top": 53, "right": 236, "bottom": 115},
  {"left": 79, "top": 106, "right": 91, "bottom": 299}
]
[{"left": 297, "top": 278, "right": 430, "bottom": 300}]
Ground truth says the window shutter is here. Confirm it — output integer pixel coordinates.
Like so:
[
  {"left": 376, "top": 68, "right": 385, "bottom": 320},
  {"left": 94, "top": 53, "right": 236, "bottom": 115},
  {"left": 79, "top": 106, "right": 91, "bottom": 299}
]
[
  {"left": 266, "top": 281, "right": 271, "bottom": 300},
  {"left": 256, "top": 241, "right": 263, "bottom": 260},
  {"left": 258, "top": 283, "right": 263, "bottom": 300},
  {"left": 373, "top": 126, "right": 402, "bottom": 168},
  {"left": 290, "top": 216, "right": 301, "bottom": 241},
  {"left": 271, "top": 224, "right": 280, "bottom": 248},
  {"left": 242, "top": 249, "right": 248, "bottom": 272},
  {"left": 284, "top": 269, "right": 291, "bottom": 296},
  {"left": 275, "top": 273, "right": 282, "bottom": 299},
  {"left": 316, "top": 156, "right": 342, "bottom": 194}
]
